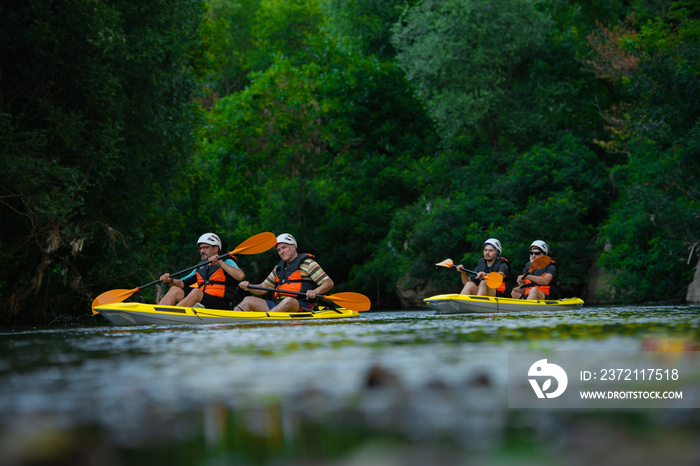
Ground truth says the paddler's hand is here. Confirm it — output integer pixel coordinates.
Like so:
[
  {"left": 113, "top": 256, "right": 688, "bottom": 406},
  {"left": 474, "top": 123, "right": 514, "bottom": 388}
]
[
  {"left": 160, "top": 273, "right": 173, "bottom": 284},
  {"left": 455, "top": 264, "right": 466, "bottom": 273},
  {"left": 239, "top": 281, "right": 249, "bottom": 290},
  {"left": 306, "top": 289, "right": 319, "bottom": 300},
  {"left": 209, "top": 254, "right": 221, "bottom": 266},
  {"left": 475, "top": 271, "right": 485, "bottom": 280},
  {"left": 516, "top": 274, "right": 524, "bottom": 285}
]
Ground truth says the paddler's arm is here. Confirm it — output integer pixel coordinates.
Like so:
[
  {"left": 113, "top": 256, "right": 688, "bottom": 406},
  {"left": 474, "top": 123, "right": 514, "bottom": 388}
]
[
  {"left": 210, "top": 255, "right": 245, "bottom": 281},
  {"left": 525, "top": 273, "right": 553, "bottom": 286},
  {"left": 160, "top": 273, "right": 184, "bottom": 289},
  {"left": 455, "top": 265, "right": 471, "bottom": 285},
  {"left": 306, "top": 277, "right": 334, "bottom": 300},
  {"left": 239, "top": 270, "right": 276, "bottom": 296},
  {"left": 465, "top": 268, "right": 485, "bottom": 283},
  {"left": 238, "top": 281, "right": 266, "bottom": 295}
]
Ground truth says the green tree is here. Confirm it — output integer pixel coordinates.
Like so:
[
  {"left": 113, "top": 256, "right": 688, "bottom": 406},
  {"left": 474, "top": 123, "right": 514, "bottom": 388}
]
[
  {"left": 598, "top": 132, "right": 700, "bottom": 301},
  {"left": 392, "top": 0, "right": 553, "bottom": 152},
  {"left": 0, "top": 0, "right": 205, "bottom": 323},
  {"left": 202, "top": 0, "right": 262, "bottom": 98},
  {"left": 356, "top": 135, "right": 607, "bottom": 300},
  {"left": 589, "top": 1, "right": 700, "bottom": 301},
  {"left": 247, "top": 0, "right": 323, "bottom": 72},
  {"left": 200, "top": 40, "right": 436, "bottom": 292},
  {"left": 201, "top": 0, "right": 323, "bottom": 98},
  {"left": 321, "top": 0, "right": 415, "bottom": 58}
]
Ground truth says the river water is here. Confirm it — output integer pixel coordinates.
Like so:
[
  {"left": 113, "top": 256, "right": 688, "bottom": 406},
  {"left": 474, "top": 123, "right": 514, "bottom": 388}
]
[{"left": 1, "top": 304, "right": 699, "bottom": 465}]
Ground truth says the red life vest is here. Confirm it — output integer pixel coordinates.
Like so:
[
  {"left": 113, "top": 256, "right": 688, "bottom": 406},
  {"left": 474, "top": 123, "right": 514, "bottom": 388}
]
[{"left": 274, "top": 253, "right": 317, "bottom": 299}]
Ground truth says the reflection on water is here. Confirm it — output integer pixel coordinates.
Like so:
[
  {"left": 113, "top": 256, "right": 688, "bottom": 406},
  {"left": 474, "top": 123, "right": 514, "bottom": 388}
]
[{"left": 1, "top": 306, "right": 699, "bottom": 464}]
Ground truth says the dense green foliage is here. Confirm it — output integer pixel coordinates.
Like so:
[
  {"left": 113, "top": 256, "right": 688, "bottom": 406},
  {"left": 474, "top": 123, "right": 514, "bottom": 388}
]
[
  {"left": 593, "top": 4, "right": 700, "bottom": 301},
  {"left": 0, "top": 0, "right": 205, "bottom": 323},
  {"left": 1, "top": 0, "right": 698, "bottom": 322},
  {"left": 392, "top": 0, "right": 554, "bottom": 152},
  {"left": 199, "top": 46, "right": 437, "bottom": 290}
]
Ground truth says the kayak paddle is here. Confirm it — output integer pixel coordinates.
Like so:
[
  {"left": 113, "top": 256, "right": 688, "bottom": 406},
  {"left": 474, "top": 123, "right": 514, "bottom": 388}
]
[
  {"left": 91, "top": 232, "right": 278, "bottom": 314},
  {"left": 435, "top": 258, "right": 504, "bottom": 289},
  {"left": 521, "top": 254, "right": 552, "bottom": 280},
  {"left": 245, "top": 285, "right": 371, "bottom": 312}
]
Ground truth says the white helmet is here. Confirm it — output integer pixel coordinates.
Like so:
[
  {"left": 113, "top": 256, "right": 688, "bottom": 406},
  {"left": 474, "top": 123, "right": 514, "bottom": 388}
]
[
  {"left": 483, "top": 238, "right": 502, "bottom": 256},
  {"left": 276, "top": 233, "right": 297, "bottom": 247},
  {"left": 196, "top": 233, "right": 222, "bottom": 250},
  {"left": 530, "top": 240, "right": 549, "bottom": 255}
]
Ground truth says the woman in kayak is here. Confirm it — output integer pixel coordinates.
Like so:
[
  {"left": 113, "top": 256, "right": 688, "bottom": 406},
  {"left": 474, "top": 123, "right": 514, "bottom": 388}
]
[
  {"left": 511, "top": 240, "right": 558, "bottom": 300},
  {"left": 158, "top": 233, "right": 245, "bottom": 309},
  {"left": 456, "top": 238, "right": 511, "bottom": 297},
  {"left": 237, "top": 233, "right": 334, "bottom": 312}
]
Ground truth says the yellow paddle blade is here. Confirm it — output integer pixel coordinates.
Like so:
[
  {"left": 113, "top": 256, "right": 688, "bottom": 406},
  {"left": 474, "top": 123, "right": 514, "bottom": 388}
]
[
  {"left": 435, "top": 258, "right": 454, "bottom": 268},
  {"left": 325, "top": 292, "right": 372, "bottom": 312},
  {"left": 91, "top": 287, "right": 138, "bottom": 314},
  {"left": 230, "top": 232, "right": 277, "bottom": 255},
  {"left": 484, "top": 273, "right": 504, "bottom": 289}
]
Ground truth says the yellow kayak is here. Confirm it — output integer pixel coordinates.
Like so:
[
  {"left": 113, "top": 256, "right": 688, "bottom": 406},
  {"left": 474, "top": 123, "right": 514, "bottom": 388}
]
[
  {"left": 93, "top": 302, "right": 360, "bottom": 326},
  {"left": 424, "top": 294, "right": 584, "bottom": 314}
]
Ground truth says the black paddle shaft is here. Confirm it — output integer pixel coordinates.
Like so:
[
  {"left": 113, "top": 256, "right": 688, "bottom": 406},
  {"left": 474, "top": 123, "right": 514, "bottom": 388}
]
[
  {"left": 437, "top": 264, "right": 478, "bottom": 275},
  {"left": 138, "top": 253, "right": 232, "bottom": 290}
]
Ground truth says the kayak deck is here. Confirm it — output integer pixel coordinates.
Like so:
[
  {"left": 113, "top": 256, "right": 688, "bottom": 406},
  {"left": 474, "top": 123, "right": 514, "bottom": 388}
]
[
  {"left": 94, "top": 302, "right": 360, "bottom": 326},
  {"left": 424, "top": 294, "right": 584, "bottom": 314}
]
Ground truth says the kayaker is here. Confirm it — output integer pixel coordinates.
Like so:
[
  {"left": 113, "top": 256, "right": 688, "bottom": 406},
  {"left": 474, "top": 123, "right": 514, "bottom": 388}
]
[
  {"left": 237, "top": 233, "right": 334, "bottom": 312},
  {"left": 158, "top": 233, "right": 245, "bottom": 309},
  {"left": 456, "top": 238, "right": 511, "bottom": 297},
  {"left": 511, "top": 240, "right": 558, "bottom": 300}
]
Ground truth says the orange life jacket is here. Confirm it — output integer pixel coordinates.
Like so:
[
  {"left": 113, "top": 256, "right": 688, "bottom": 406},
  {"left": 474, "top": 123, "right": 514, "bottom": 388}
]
[
  {"left": 195, "top": 257, "right": 239, "bottom": 301},
  {"left": 274, "top": 253, "right": 317, "bottom": 299},
  {"left": 474, "top": 256, "right": 510, "bottom": 294},
  {"left": 523, "top": 260, "right": 558, "bottom": 298}
]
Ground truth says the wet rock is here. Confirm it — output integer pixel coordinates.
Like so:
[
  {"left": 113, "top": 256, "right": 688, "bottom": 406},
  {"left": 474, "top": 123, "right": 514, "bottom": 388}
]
[
  {"left": 423, "top": 379, "right": 449, "bottom": 392},
  {"left": 0, "top": 428, "right": 122, "bottom": 466},
  {"left": 366, "top": 366, "right": 402, "bottom": 389},
  {"left": 686, "top": 255, "right": 700, "bottom": 304},
  {"left": 465, "top": 372, "right": 491, "bottom": 388},
  {"left": 582, "top": 264, "right": 614, "bottom": 304},
  {"left": 396, "top": 276, "right": 445, "bottom": 308}
]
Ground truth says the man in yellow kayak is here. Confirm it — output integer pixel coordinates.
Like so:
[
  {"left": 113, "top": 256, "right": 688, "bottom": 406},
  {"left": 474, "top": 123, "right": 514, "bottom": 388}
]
[
  {"left": 158, "top": 233, "right": 245, "bottom": 309},
  {"left": 237, "top": 233, "right": 334, "bottom": 312},
  {"left": 456, "top": 238, "right": 511, "bottom": 297},
  {"left": 511, "top": 240, "right": 558, "bottom": 300}
]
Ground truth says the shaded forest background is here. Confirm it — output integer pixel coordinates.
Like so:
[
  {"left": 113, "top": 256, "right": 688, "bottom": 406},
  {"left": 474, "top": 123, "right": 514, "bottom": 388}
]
[{"left": 1, "top": 0, "right": 698, "bottom": 324}]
